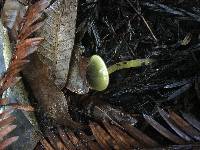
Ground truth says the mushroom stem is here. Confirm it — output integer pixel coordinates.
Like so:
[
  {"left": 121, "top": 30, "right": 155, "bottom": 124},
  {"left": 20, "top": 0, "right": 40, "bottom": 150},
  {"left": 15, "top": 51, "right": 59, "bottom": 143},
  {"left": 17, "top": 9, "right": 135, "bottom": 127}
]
[{"left": 107, "top": 58, "right": 154, "bottom": 74}]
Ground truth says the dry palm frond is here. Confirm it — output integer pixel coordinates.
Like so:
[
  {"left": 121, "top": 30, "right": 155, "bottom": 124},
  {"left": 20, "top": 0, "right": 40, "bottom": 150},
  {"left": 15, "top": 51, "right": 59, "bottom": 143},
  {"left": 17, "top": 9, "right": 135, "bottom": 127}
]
[
  {"left": 35, "top": 127, "right": 98, "bottom": 150},
  {"left": 0, "top": 0, "right": 48, "bottom": 148},
  {"left": 34, "top": 107, "right": 200, "bottom": 149}
]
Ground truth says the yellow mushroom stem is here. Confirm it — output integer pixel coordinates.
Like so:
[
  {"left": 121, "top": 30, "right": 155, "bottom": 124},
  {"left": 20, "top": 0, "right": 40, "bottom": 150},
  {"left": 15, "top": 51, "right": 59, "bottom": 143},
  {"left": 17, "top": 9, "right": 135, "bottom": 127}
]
[
  {"left": 107, "top": 58, "right": 154, "bottom": 74},
  {"left": 86, "top": 55, "right": 154, "bottom": 91}
]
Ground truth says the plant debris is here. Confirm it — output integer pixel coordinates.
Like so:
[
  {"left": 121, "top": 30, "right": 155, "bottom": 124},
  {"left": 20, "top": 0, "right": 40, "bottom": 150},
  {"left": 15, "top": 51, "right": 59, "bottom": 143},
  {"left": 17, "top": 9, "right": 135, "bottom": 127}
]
[
  {"left": 2, "top": 0, "right": 200, "bottom": 149},
  {"left": 35, "top": 109, "right": 200, "bottom": 149}
]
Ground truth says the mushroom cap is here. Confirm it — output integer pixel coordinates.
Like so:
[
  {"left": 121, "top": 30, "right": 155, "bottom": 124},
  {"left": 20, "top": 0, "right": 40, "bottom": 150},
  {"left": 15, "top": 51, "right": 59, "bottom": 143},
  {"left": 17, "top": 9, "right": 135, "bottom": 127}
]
[{"left": 86, "top": 55, "right": 109, "bottom": 91}]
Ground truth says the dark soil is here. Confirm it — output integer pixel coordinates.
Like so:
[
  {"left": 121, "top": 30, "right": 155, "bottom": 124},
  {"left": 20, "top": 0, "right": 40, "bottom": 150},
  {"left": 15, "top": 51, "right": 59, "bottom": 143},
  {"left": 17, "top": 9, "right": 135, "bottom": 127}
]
[{"left": 75, "top": 0, "right": 200, "bottom": 123}]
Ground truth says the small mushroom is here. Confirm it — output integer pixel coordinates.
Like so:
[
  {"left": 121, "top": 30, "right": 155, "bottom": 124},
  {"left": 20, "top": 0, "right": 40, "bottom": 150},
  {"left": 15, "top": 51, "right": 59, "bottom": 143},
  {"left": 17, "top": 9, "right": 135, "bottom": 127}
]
[
  {"left": 86, "top": 55, "right": 109, "bottom": 91},
  {"left": 86, "top": 55, "right": 154, "bottom": 91}
]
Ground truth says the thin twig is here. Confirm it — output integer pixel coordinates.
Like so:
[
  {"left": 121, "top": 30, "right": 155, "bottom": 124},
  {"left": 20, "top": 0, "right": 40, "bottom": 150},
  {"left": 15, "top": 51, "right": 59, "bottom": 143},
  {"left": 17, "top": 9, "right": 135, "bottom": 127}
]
[{"left": 126, "top": 0, "right": 158, "bottom": 42}]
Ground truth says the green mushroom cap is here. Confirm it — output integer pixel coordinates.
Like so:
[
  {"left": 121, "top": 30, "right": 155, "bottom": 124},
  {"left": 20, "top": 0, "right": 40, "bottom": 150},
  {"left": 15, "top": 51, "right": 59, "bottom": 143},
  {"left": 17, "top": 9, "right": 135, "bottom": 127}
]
[{"left": 86, "top": 55, "right": 109, "bottom": 91}]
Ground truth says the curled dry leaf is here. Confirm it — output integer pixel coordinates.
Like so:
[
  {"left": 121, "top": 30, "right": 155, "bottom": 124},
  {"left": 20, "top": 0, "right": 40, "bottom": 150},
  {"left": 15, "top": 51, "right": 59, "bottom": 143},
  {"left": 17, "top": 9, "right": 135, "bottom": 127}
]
[
  {"left": 22, "top": 0, "right": 83, "bottom": 130},
  {"left": 35, "top": 0, "right": 78, "bottom": 88},
  {"left": 23, "top": 53, "right": 82, "bottom": 129},
  {"left": 66, "top": 46, "right": 89, "bottom": 94}
]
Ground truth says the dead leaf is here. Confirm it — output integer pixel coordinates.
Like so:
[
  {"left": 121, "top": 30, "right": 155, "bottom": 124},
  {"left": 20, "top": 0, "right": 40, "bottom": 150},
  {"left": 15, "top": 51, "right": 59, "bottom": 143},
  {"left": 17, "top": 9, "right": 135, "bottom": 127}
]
[
  {"left": 169, "top": 111, "right": 200, "bottom": 141},
  {"left": 103, "top": 120, "right": 138, "bottom": 148},
  {"left": 66, "top": 46, "right": 89, "bottom": 94},
  {"left": 57, "top": 127, "right": 76, "bottom": 150},
  {"left": 158, "top": 107, "right": 192, "bottom": 142},
  {"left": 143, "top": 114, "right": 185, "bottom": 144},
  {"left": 39, "top": 138, "right": 54, "bottom": 150},
  {"left": 122, "top": 123, "right": 159, "bottom": 147},
  {"left": 89, "top": 122, "right": 119, "bottom": 149},
  {"left": 35, "top": 0, "right": 78, "bottom": 88}
]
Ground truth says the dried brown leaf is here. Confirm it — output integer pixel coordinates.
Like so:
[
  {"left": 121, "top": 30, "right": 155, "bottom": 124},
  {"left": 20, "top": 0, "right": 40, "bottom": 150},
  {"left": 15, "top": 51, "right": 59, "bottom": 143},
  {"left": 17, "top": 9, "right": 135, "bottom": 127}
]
[
  {"left": 46, "top": 130, "right": 66, "bottom": 150},
  {"left": 57, "top": 127, "right": 76, "bottom": 150},
  {"left": 0, "top": 0, "right": 49, "bottom": 149},
  {"left": 122, "top": 123, "right": 159, "bottom": 148},
  {"left": 66, "top": 46, "right": 89, "bottom": 94},
  {"left": 182, "top": 113, "right": 200, "bottom": 132},
  {"left": 143, "top": 114, "right": 185, "bottom": 144},
  {"left": 89, "top": 122, "right": 119, "bottom": 149},
  {"left": 103, "top": 121, "right": 138, "bottom": 149},
  {"left": 0, "top": 109, "right": 18, "bottom": 149},
  {"left": 77, "top": 131, "right": 101, "bottom": 150},
  {"left": 23, "top": 53, "right": 82, "bottom": 129},
  {"left": 66, "top": 131, "right": 87, "bottom": 149},
  {"left": 28, "top": 0, "right": 49, "bottom": 13},
  {"left": 92, "top": 103, "right": 137, "bottom": 127},
  {"left": 35, "top": 0, "right": 78, "bottom": 88},
  {"left": 169, "top": 111, "right": 200, "bottom": 141},
  {"left": 39, "top": 138, "right": 54, "bottom": 150},
  {"left": 158, "top": 107, "right": 192, "bottom": 142},
  {"left": 85, "top": 141, "right": 102, "bottom": 150}
]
